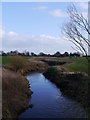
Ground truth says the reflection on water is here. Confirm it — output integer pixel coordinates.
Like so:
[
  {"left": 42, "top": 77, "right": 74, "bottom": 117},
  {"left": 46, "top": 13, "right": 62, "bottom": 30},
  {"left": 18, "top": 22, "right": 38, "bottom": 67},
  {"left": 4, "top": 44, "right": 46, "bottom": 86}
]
[{"left": 19, "top": 73, "right": 87, "bottom": 118}]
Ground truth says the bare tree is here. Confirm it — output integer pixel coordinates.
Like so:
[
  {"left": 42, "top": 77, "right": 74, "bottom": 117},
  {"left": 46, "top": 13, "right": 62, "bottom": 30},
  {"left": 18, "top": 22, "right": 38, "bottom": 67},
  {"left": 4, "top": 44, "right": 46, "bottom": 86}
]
[{"left": 62, "top": 3, "right": 90, "bottom": 62}]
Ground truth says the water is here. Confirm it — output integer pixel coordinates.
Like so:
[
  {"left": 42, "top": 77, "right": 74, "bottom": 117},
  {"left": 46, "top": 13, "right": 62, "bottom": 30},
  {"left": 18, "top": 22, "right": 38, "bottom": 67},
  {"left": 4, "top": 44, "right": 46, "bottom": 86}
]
[{"left": 19, "top": 73, "right": 87, "bottom": 118}]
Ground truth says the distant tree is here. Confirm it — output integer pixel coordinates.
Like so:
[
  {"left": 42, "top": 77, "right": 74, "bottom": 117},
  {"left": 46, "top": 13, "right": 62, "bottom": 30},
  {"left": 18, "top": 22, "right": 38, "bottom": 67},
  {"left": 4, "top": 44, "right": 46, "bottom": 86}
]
[
  {"left": 24, "top": 50, "right": 30, "bottom": 56},
  {"left": 63, "top": 52, "right": 69, "bottom": 57},
  {"left": 0, "top": 51, "right": 7, "bottom": 56},
  {"left": 31, "top": 52, "right": 37, "bottom": 56},
  {"left": 54, "top": 51, "right": 61, "bottom": 57},
  {"left": 26, "top": 51, "right": 30, "bottom": 56},
  {"left": 38, "top": 52, "right": 47, "bottom": 56}
]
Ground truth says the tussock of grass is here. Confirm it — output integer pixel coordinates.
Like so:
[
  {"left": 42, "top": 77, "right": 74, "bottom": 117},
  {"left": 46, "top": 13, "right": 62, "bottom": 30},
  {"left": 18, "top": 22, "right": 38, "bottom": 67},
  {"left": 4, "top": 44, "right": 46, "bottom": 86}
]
[{"left": 2, "top": 69, "right": 31, "bottom": 119}]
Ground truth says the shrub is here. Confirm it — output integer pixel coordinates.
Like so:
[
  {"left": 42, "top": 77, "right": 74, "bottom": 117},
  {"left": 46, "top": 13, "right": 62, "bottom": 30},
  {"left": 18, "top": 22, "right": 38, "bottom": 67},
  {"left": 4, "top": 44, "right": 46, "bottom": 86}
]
[{"left": 9, "top": 56, "right": 27, "bottom": 72}]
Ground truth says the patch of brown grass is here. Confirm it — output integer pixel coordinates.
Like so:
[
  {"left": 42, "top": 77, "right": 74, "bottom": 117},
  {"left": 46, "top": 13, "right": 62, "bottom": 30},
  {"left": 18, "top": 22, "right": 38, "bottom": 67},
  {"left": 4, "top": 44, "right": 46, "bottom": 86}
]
[
  {"left": 2, "top": 68, "right": 31, "bottom": 119},
  {"left": 24, "top": 58, "right": 48, "bottom": 74}
]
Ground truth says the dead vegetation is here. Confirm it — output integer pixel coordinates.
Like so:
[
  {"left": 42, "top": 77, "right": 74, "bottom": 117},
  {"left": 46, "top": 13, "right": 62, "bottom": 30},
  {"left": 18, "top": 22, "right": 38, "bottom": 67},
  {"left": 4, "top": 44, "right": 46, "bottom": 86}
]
[
  {"left": 2, "top": 68, "right": 32, "bottom": 119},
  {"left": 24, "top": 57, "right": 48, "bottom": 75}
]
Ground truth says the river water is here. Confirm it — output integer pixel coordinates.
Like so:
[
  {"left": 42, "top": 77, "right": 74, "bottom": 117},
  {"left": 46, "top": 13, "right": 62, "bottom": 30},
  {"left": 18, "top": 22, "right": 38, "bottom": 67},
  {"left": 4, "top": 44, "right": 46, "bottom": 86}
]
[{"left": 19, "top": 72, "right": 87, "bottom": 118}]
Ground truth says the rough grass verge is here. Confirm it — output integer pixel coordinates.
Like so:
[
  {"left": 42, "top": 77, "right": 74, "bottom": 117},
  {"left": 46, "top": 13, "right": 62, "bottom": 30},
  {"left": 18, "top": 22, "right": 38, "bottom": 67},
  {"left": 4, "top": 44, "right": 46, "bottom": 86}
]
[
  {"left": 43, "top": 66, "right": 89, "bottom": 116},
  {"left": 2, "top": 68, "right": 32, "bottom": 119}
]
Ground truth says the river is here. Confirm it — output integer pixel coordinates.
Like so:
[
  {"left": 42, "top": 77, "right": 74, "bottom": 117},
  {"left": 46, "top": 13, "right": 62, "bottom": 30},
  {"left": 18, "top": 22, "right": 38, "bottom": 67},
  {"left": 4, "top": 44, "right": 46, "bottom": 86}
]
[{"left": 19, "top": 72, "right": 87, "bottom": 118}]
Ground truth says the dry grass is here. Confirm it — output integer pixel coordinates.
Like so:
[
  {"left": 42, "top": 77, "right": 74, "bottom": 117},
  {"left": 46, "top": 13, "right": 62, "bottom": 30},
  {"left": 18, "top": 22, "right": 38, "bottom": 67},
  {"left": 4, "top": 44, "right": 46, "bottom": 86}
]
[
  {"left": 24, "top": 57, "right": 48, "bottom": 74},
  {"left": 8, "top": 56, "right": 27, "bottom": 72},
  {"left": 2, "top": 68, "right": 31, "bottom": 119}
]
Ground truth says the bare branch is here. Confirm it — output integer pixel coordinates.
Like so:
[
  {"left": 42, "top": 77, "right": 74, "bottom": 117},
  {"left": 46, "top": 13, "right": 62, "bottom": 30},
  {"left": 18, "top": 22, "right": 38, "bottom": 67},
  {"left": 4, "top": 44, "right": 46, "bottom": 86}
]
[{"left": 62, "top": 3, "right": 90, "bottom": 62}]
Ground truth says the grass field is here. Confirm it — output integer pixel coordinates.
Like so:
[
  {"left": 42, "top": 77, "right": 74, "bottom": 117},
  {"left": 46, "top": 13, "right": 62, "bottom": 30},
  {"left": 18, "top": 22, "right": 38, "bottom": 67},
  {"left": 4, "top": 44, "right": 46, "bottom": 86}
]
[
  {"left": 2, "top": 56, "right": 9, "bottom": 65},
  {"left": 0, "top": 56, "right": 9, "bottom": 65},
  {"left": 63, "top": 57, "right": 88, "bottom": 73},
  {"left": 1, "top": 56, "right": 88, "bottom": 73}
]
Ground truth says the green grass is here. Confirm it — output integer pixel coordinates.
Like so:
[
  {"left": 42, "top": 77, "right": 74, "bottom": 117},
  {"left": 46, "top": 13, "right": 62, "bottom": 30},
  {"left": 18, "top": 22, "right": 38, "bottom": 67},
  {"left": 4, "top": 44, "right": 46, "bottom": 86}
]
[
  {"left": 2, "top": 56, "right": 9, "bottom": 65},
  {"left": 0, "top": 56, "right": 9, "bottom": 65},
  {"left": 64, "top": 57, "right": 88, "bottom": 73},
  {"left": 0, "top": 56, "right": 8, "bottom": 65}
]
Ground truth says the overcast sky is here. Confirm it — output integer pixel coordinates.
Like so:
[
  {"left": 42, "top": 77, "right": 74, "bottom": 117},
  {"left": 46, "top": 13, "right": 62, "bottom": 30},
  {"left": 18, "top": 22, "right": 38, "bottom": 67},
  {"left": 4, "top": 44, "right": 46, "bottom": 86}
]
[{"left": 1, "top": 2, "right": 88, "bottom": 54}]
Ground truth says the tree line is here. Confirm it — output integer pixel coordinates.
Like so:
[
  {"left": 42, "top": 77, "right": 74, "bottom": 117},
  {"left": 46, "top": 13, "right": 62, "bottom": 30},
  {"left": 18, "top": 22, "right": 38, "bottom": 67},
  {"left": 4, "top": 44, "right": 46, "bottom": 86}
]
[{"left": 0, "top": 50, "right": 87, "bottom": 57}]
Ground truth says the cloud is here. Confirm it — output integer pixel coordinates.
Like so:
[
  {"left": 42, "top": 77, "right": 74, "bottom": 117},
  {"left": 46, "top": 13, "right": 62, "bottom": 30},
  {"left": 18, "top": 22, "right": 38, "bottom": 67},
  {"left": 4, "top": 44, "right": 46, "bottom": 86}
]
[
  {"left": 8, "top": 31, "right": 18, "bottom": 36},
  {"left": 49, "top": 9, "right": 66, "bottom": 18},
  {"left": 2, "top": 31, "right": 74, "bottom": 54},
  {"left": 32, "top": 6, "right": 47, "bottom": 10},
  {"left": 40, "top": 34, "right": 59, "bottom": 40}
]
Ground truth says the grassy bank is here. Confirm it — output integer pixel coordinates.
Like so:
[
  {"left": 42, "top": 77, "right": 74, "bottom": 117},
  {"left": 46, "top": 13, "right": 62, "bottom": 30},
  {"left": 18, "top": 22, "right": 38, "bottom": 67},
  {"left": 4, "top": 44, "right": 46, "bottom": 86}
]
[
  {"left": 2, "top": 68, "right": 32, "bottom": 119},
  {"left": 2, "top": 56, "right": 32, "bottom": 119},
  {"left": 2, "top": 56, "right": 48, "bottom": 119},
  {"left": 43, "top": 66, "right": 89, "bottom": 115}
]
